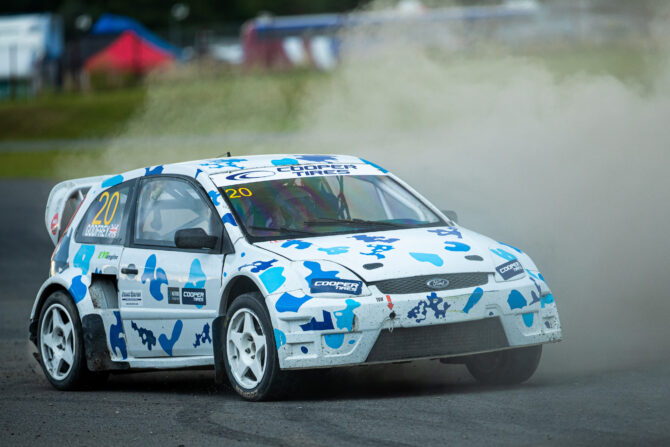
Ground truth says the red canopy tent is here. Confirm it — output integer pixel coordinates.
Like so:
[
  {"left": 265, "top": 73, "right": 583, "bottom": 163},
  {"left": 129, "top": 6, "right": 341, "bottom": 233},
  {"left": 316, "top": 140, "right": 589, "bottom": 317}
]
[{"left": 84, "top": 30, "right": 174, "bottom": 74}]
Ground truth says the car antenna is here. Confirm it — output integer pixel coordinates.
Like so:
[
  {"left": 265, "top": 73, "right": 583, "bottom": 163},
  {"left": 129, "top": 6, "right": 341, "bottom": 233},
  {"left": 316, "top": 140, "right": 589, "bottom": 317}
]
[{"left": 217, "top": 151, "right": 232, "bottom": 158}]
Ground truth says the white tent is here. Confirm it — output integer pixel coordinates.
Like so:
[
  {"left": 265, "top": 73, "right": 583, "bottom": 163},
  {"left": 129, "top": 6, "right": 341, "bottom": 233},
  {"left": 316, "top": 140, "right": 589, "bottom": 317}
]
[{"left": 0, "top": 13, "right": 63, "bottom": 80}]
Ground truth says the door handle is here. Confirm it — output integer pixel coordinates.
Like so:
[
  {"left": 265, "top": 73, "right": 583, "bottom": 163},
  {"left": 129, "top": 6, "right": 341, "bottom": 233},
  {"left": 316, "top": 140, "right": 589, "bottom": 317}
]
[{"left": 121, "top": 264, "right": 138, "bottom": 275}]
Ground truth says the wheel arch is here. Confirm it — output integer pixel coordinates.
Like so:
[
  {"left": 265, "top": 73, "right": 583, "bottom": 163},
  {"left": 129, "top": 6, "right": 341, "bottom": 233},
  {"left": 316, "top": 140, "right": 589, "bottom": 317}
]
[
  {"left": 29, "top": 279, "right": 71, "bottom": 346},
  {"left": 214, "top": 274, "right": 265, "bottom": 384}
]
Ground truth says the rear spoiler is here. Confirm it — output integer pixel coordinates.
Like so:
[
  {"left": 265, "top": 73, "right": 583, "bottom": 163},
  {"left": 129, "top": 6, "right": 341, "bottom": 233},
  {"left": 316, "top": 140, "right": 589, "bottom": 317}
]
[{"left": 45, "top": 175, "right": 107, "bottom": 245}]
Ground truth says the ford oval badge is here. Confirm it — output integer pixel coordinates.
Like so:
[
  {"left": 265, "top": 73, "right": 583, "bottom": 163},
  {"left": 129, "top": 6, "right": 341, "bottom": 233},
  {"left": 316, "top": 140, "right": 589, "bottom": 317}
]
[{"left": 427, "top": 278, "right": 450, "bottom": 289}]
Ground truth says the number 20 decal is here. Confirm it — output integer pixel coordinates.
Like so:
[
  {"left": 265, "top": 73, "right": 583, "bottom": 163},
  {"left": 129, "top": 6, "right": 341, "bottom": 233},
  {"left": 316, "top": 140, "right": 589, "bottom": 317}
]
[
  {"left": 225, "top": 187, "right": 252, "bottom": 198},
  {"left": 92, "top": 191, "right": 120, "bottom": 225}
]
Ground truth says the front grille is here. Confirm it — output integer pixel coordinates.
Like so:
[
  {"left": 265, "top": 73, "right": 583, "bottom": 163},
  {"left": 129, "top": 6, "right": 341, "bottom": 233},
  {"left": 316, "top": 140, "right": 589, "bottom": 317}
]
[
  {"left": 370, "top": 272, "right": 489, "bottom": 295},
  {"left": 366, "top": 318, "right": 509, "bottom": 363}
]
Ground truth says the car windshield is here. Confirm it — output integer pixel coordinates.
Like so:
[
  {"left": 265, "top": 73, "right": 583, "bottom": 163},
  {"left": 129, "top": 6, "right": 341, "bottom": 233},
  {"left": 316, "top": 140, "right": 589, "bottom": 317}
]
[{"left": 220, "top": 174, "right": 443, "bottom": 241}]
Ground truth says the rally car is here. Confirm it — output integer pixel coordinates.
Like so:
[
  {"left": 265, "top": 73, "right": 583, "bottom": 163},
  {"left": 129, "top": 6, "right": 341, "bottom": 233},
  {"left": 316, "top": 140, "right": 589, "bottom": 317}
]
[{"left": 30, "top": 154, "right": 562, "bottom": 400}]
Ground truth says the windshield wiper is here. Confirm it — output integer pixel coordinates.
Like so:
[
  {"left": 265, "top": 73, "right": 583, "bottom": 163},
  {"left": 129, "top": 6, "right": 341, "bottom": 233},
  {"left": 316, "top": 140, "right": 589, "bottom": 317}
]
[
  {"left": 304, "top": 218, "right": 409, "bottom": 229},
  {"left": 250, "top": 225, "right": 318, "bottom": 236}
]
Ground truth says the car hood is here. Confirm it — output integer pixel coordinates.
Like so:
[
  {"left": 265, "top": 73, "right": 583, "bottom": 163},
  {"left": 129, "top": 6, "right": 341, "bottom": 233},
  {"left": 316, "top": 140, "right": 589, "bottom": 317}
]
[{"left": 255, "top": 226, "right": 501, "bottom": 282}]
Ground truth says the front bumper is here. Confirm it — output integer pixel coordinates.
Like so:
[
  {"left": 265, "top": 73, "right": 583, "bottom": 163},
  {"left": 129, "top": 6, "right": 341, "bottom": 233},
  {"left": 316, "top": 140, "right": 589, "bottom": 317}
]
[{"left": 269, "top": 274, "right": 562, "bottom": 370}]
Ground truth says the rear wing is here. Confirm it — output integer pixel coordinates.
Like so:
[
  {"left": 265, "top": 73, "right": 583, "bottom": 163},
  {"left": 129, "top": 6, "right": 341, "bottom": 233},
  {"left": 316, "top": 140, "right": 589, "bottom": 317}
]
[{"left": 45, "top": 176, "right": 107, "bottom": 245}]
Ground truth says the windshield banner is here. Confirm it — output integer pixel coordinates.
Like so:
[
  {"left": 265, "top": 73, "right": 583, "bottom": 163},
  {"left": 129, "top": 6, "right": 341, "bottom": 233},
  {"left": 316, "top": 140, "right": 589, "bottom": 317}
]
[{"left": 211, "top": 163, "right": 384, "bottom": 186}]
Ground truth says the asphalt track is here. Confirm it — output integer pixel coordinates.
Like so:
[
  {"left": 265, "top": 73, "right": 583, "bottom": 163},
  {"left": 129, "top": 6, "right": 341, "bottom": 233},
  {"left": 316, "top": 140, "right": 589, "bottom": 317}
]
[{"left": 0, "top": 179, "right": 668, "bottom": 446}]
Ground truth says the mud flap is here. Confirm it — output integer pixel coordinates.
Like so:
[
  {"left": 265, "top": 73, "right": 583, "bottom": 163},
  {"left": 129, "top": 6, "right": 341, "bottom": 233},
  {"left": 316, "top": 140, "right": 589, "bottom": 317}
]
[
  {"left": 81, "top": 314, "right": 129, "bottom": 371},
  {"left": 212, "top": 315, "right": 227, "bottom": 384}
]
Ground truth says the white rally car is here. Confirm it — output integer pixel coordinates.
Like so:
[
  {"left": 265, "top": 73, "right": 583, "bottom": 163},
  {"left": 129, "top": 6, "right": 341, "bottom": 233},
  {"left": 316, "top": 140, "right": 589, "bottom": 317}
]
[{"left": 30, "top": 154, "right": 562, "bottom": 400}]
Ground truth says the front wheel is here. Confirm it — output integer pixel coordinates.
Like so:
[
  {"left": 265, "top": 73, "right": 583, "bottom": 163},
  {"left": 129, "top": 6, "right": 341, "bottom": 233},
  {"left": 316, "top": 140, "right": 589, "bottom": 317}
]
[
  {"left": 466, "top": 345, "right": 542, "bottom": 385},
  {"left": 222, "top": 292, "right": 293, "bottom": 401}
]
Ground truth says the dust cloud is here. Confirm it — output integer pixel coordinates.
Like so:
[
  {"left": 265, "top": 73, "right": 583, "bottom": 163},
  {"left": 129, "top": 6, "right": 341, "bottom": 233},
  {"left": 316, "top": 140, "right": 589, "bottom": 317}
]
[
  {"left": 300, "top": 15, "right": 670, "bottom": 377},
  {"left": 67, "top": 5, "right": 670, "bottom": 378}
]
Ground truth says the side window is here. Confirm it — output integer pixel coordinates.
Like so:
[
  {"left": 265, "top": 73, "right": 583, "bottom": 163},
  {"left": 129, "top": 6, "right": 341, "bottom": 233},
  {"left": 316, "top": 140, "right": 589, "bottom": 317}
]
[
  {"left": 133, "top": 177, "right": 221, "bottom": 248},
  {"left": 77, "top": 182, "right": 132, "bottom": 245}
]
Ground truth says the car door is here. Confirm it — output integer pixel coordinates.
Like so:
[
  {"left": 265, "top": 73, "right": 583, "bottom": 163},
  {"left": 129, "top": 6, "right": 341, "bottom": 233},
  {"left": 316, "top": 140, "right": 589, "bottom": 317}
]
[{"left": 117, "top": 175, "right": 225, "bottom": 358}]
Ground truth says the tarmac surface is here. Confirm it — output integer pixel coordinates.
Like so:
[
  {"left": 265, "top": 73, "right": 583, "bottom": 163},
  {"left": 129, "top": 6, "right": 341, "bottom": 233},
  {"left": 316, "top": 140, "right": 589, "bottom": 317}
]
[{"left": 0, "top": 179, "right": 668, "bottom": 446}]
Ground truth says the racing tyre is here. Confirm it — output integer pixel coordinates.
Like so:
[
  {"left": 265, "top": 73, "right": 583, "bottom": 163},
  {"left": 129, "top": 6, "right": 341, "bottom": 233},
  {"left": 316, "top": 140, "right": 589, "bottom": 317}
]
[
  {"left": 38, "top": 291, "right": 107, "bottom": 390},
  {"left": 222, "top": 292, "right": 293, "bottom": 401},
  {"left": 466, "top": 345, "right": 542, "bottom": 386}
]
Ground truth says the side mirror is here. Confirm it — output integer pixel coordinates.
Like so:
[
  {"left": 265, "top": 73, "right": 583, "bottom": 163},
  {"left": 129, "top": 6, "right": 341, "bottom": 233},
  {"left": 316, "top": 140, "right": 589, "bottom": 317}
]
[
  {"left": 175, "top": 228, "right": 218, "bottom": 250},
  {"left": 441, "top": 209, "right": 458, "bottom": 224}
]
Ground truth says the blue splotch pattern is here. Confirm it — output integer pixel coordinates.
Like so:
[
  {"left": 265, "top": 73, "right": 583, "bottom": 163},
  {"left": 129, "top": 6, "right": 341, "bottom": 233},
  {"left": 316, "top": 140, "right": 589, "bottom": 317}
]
[
  {"left": 300, "top": 311, "right": 335, "bottom": 331},
  {"left": 208, "top": 190, "right": 221, "bottom": 206},
  {"left": 101, "top": 174, "right": 123, "bottom": 188},
  {"left": 360, "top": 158, "right": 388, "bottom": 173},
  {"left": 201, "top": 158, "right": 247, "bottom": 169},
  {"left": 130, "top": 321, "right": 157, "bottom": 351},
  {"left": 238, "top": 259, "right": 277, "bottom": 273},
  {"left": 507, "top": 290, "right": 527, "bottom": 310},
  {"left": 222, "top": 213, "right": 238, "bottom": 226},
  {"left": 324, "top": 333, "right": 345, "bottom": 349},
  {"left": 498, "top": 241, "right": 522, "bottom": 253},
  {"left": 541, "top": 293, "right": 555, "bottom": 309},
  {"left": 407, "top": 292, "right": 450, "bottom": 323},
  {"left": 409, "top": 252, "right": 443, "bottom": 267},
  {"left": 158, "top": 320, "right": 183, "bottom": 356},
  {"left": 529, "top": 278, "right": 542, "bottom": 305},
  {"left": 144, "top": 165, "right": 164, "bottom": 176},
  {"left": 69, "top": 275, "right": 87, "bottom": 303},
  {"left": 428, "top": 227, "right": 462, "bottom": 239},
  {"left": 185, "top": 259, "right": 206, "bottom": 288},
  {"left": 271, "top": 158, "right": 299, "bottom": 166},
  {"left": 274, "top": 329, "right": 287, "bottom": 349},
  {"left": 73, "top": 245, "right": 95, "bottom": 275},
  {"left": 259, "top": 267, "right": 285, "bottom": 293},
  {"left": 360, "top": 244, "right": 394, "bottom": 259},
  {"left": 444, "top": 241, "right": 471, "bottom": 252},
  {"left": 52, "top": 229, "right": 71, "bottom": 273},
  {"left": 333, "top": 299, "right": 360, "bottom": 331},
  {"left": 275, "top": 292, "right": 313, "bottom": 313},
  {"left": 490, "top": 248, "right": 517, "bottom": 261},
  {"left": 304, "top": 261, "right": 340, "bottom": 284},
  {"left": 351, "top": 234, "right": 399, "bottom": 244},
  {"left": 282, "top": 239, "right": 312, "bottom": 249},
  {"left": 297, "top": 155, "right": 337, "bottom": 162},
  {"left": 109, "top": 311, "right": 127, "bottom": 359},
  {"left": 141, "top": 254, "right": 168, "bottom": 301},
  {"left": 522, "top": 313, "right": 534, "bottom": 327},
  {"left": 318, "top": 246, "right": 349, "bottom": 255},
  {"left": 462, "top": 287, "right": 484, "bottom": 314},
  {"left": 193, "top": 323, "right": 212, "bottom": 348}
]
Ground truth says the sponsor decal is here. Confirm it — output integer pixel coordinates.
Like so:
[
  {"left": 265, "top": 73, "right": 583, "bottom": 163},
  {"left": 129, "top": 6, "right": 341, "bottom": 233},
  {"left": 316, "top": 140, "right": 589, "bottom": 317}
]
[
  {"left": 168, "top": 287, "right": 180, "bottom": 304},
  {"left": 50, "top": 213, "right": 59, "bottom": 235},
  {"left": 182, "top": 288, "right": 206, "bottom": 306},
  {"left": 310, "top": 278, "right": 362, "bottom": 295},
  {"left": 275, "top": 164, "right": 358, "bottom": 177},
  {"left": 120, "top": 290, "right": 142, "bottom": 307},
  {"left": 496, "top": 259, "right": 524, "bottom": 280},
  {"left": 83, "top": 223, "right": 120, "bottom": 239},
  {"left": 426, "top": 277, "right": 450, "bottom": 290},
  {"left": 226, "top": 164, "right": 360, "bottom": 181},
  {"left": 97, "top": 251, "right": 118, "bottom": 261}
]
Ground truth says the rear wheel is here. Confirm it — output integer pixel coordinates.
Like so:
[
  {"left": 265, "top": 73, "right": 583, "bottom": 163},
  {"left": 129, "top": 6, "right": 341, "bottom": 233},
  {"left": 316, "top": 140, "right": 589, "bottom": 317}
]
[
  {"left": 466, "top": 345, "right": 542, "bottom": 385},
  {"left": 38, "top": 291, "right": 107, "bottom": 390},
  {"left": 222, "top": 292, "right": 293, "bottom": 401}
]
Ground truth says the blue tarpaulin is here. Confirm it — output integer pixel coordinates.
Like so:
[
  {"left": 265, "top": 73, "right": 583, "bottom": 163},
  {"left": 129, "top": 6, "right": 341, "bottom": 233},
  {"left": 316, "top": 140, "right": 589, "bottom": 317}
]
[{"left": 91, "top": 13, "right": 181, "bottom": 58}]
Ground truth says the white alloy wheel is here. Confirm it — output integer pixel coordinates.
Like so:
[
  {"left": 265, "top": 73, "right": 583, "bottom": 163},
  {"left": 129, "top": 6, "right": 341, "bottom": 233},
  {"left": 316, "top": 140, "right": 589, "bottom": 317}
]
[
  {"left": 226, "top": 308, "right": 268, "bottom": 389},
  {"left": 40, "top": 303, "right": 76, "bottom": 381}
]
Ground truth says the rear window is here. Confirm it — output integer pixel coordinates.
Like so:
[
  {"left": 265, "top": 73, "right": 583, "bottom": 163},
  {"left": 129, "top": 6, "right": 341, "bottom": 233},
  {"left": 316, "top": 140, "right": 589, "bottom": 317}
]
[{"left": 76, "top": 182, "right": 132, "bottom": 245}]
